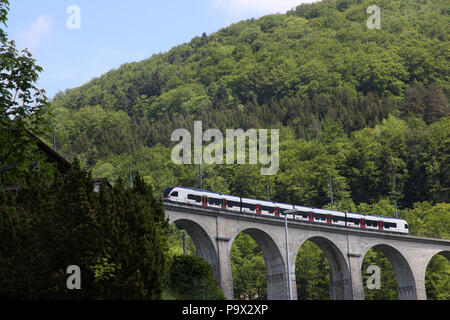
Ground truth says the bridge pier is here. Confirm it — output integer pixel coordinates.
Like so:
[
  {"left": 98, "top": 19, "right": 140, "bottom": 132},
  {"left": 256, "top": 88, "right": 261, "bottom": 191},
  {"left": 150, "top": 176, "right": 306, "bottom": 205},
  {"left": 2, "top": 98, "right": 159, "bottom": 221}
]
[
  {"left": 288, "top": 262, "right": 297, "bottom": 300},
  {"left": 214, "top": 215, "right": 234, "bottom": 300},
  {"left": 347, "top": 253, "right": 365, "bottom": 300},
  {"left": 216, "top": 235, "right": 234, "bottom": 300}
]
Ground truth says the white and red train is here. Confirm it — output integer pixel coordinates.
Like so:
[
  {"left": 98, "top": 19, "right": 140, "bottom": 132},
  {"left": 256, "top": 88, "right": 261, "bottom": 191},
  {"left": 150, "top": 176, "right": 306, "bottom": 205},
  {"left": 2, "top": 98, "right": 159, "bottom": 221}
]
[{"left": 163, "top": 186, "right": 409, "bottom": 234}]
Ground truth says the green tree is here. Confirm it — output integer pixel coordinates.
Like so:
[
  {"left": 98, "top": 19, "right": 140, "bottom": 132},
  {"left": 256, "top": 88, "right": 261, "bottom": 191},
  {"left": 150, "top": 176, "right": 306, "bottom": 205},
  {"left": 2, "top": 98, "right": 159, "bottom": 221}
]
[
  {"left": 361, "top": 249, "right": 398, "bottom": 300},
  {"left": 167, "top": 255, "right": 225, "bottom": 300},
  {"left": 404, "top": 202, "right": 450, "bottom": 239},
  {"left": 0, "top": 0, "right": 49, "bottom": 186},
  {"left": 230, "top": 233, "right": 267, "bottom": 300},
  {"left": 425, "top": 254, "right": 450, "bottom": 300},
  {"left": 0, "top": 160, "right": 170, "bottom": 299},
  {"left": 295, "top": 241, "right": 330, "bottom": 300}
]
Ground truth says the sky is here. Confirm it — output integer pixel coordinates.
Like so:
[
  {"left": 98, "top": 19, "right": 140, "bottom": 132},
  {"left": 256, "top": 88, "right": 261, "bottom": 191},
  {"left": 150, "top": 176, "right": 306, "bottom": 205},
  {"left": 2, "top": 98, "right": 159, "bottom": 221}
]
[{"left": 6, "top": 0, "right": 318, "bottom": 99}]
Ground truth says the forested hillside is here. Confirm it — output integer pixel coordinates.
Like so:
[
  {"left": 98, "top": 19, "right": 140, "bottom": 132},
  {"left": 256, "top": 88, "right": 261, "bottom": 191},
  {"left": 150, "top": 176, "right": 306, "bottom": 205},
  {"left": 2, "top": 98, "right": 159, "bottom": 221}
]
[
  {"left": 45, "top": 0, "right": 449, "bottom": 299},
  {"left": 47, "top": 0, "right": 449, "bottom": 209},
  {"left": 49, "top": 0, "right": 449, "bottom": 164}
]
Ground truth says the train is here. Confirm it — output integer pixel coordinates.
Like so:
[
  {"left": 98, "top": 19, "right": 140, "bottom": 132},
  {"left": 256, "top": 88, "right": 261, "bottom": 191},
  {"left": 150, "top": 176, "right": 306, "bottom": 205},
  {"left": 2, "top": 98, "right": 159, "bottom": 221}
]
[{"left": 163, "top": 186, "right": 409, "bottom": 234}]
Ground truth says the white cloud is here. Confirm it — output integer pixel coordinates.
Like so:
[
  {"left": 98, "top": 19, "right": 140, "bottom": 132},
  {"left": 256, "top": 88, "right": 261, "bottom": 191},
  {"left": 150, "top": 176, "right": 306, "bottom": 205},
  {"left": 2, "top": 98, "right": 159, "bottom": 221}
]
[
  {"left": 15, "top": 14, "right": 53, "bottom": 52},
  {"left": 209, "top": 0, "right": 319, "bottom": 23}
]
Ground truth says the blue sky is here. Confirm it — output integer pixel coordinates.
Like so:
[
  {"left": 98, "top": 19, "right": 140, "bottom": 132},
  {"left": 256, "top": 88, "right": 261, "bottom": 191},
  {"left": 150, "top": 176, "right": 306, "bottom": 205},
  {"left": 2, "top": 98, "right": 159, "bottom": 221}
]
[{"left": 6, "top": 0, "right": 317, "bottom": 99}]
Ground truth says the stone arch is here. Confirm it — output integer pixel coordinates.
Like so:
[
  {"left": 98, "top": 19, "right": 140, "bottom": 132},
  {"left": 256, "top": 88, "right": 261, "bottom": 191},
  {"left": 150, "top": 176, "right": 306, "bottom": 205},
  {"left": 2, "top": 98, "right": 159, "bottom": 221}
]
[
  {"left": 433, "top": 250, "right": 450, "bottom": 261},
  {"left": 172, "top": 219, "right": 219, "bottom": 281},
  {"left": 362, "top": 244, "right": 416, "bottom": 300},
  {"left": 422, "top": 249, "right": 450, "bottom": 277},
  {"left": 295, "top": 235, "right": 353, "bottom": 300},
  {"left": 230, "top": 227, "right": 288, "bottom": 300}
]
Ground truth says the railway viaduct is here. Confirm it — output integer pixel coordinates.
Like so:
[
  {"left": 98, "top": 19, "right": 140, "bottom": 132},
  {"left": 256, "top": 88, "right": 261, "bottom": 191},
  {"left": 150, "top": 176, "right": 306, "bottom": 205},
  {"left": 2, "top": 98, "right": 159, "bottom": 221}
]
[{"left": 164, "top": 202, "right": 450, "bottom": 300}]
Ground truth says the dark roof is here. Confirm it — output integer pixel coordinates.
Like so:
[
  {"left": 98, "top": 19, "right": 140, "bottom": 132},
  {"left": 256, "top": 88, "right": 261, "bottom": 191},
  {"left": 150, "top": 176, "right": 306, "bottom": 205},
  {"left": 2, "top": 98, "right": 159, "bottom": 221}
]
[
  {"left": 24, "top": 129, "right": 72, "bottom": 172},
  {"left": 4, "top": 130, "right": 114, "bottom": 193}
]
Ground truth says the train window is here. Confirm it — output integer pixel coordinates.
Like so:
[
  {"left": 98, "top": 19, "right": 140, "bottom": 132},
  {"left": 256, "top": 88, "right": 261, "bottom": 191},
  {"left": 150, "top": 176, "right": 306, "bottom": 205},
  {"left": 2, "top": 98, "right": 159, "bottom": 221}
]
[
  {"left": 188, "top": 194, "right": 201, "bottom": 202},
  {"left": 385, "top": 222, "right": 396, "bottom": 229},
  {"left": 170, "top": 191, "right": 178, "bottom": 197},
  {"left": 209, "top": 197, "right": 220, "bottom": 206},
  {"left": 228, "top": 200, "right": 240, "bottom": 208},
  {"left": 405, "top": 224, "right": 408, "bottom": 229},
  {"left": 367, "top": 220, "right": 376, "bottom": 227},
  {"left": 242, "top": 203, "right": 256, "bottom": 211}
]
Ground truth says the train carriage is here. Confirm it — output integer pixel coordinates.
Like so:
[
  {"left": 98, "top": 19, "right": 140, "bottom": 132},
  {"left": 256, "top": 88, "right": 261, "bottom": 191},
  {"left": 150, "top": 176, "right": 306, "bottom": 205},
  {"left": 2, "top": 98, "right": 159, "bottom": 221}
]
[
  {"left": 345, "top": 212, "right": 408, "bottom": 233},
  {"left": 291, "top": 206, "right": 346, "bottom": 226},
  {"left": 346, "top": 212, "right": 383, "bottom": 231},
  {"left": 163, "top": 186, "right": 408, "bottom": 234}
]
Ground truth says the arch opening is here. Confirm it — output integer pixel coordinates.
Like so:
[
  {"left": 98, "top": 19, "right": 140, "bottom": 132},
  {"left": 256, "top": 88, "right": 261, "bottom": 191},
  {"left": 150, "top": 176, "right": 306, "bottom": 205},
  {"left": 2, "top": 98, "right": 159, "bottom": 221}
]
[
  {"left": 230, "top": 228, "right": 288, "bottom": 300},
  {"left": 425, "top": 251, "right": 450, "bottom": 300},
  {"left": 230, "top": 233, "right": 267, "bottom": 300},
  {"left": 295, "top": 236, "right": 352, "bottom": 300},
  {"left": 362, "top": 244, "right": 416, "bottom": 300},
  {"left": 361, "top": 247, "right": 398, "bottom": 299},
  {"left": 168, "top": 223, "right": 197, "bottom": 256},
  {"left": 170, "top": 219, "right": 219, "bottom": 281}
]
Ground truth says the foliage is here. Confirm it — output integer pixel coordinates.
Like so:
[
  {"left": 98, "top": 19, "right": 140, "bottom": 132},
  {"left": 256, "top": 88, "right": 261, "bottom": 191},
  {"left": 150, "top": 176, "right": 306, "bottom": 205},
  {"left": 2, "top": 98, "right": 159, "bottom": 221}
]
[
  {"left": 425, "top": 254, "right": 450, "bottom": 300},
  {"left": 295, "top": 241, "right": 330, "bottom": 300},
  {"left": 0, "top": 0, "right": 49, "bottom": 187},
  {"left": 167, "top": 255, "right": 225, "bottom": 300},
  {"left": 361, "top": 249, "right": 398, "bottom": 300},
  {"left": 230, "top": 233, "right": 267, "bottom": 300},
  {"left": 403, "top": 202, "right": 450, "bottom": 240},
  {"left": 167, "top": 223, "right": 196, "bottom": 256},
  {"left": 48, "top": 0, "right": 449, "bottom": 164},
  {"left": 0, "top": 161, "right": 170, "bottom": 299}
]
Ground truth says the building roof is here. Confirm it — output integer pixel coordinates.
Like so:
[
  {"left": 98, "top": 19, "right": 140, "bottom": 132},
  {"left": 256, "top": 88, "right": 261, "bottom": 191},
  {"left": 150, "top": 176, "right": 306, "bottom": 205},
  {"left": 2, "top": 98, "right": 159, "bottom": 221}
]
[{"left": 24, "top": 129, "right": 72, "bottom": 173}]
